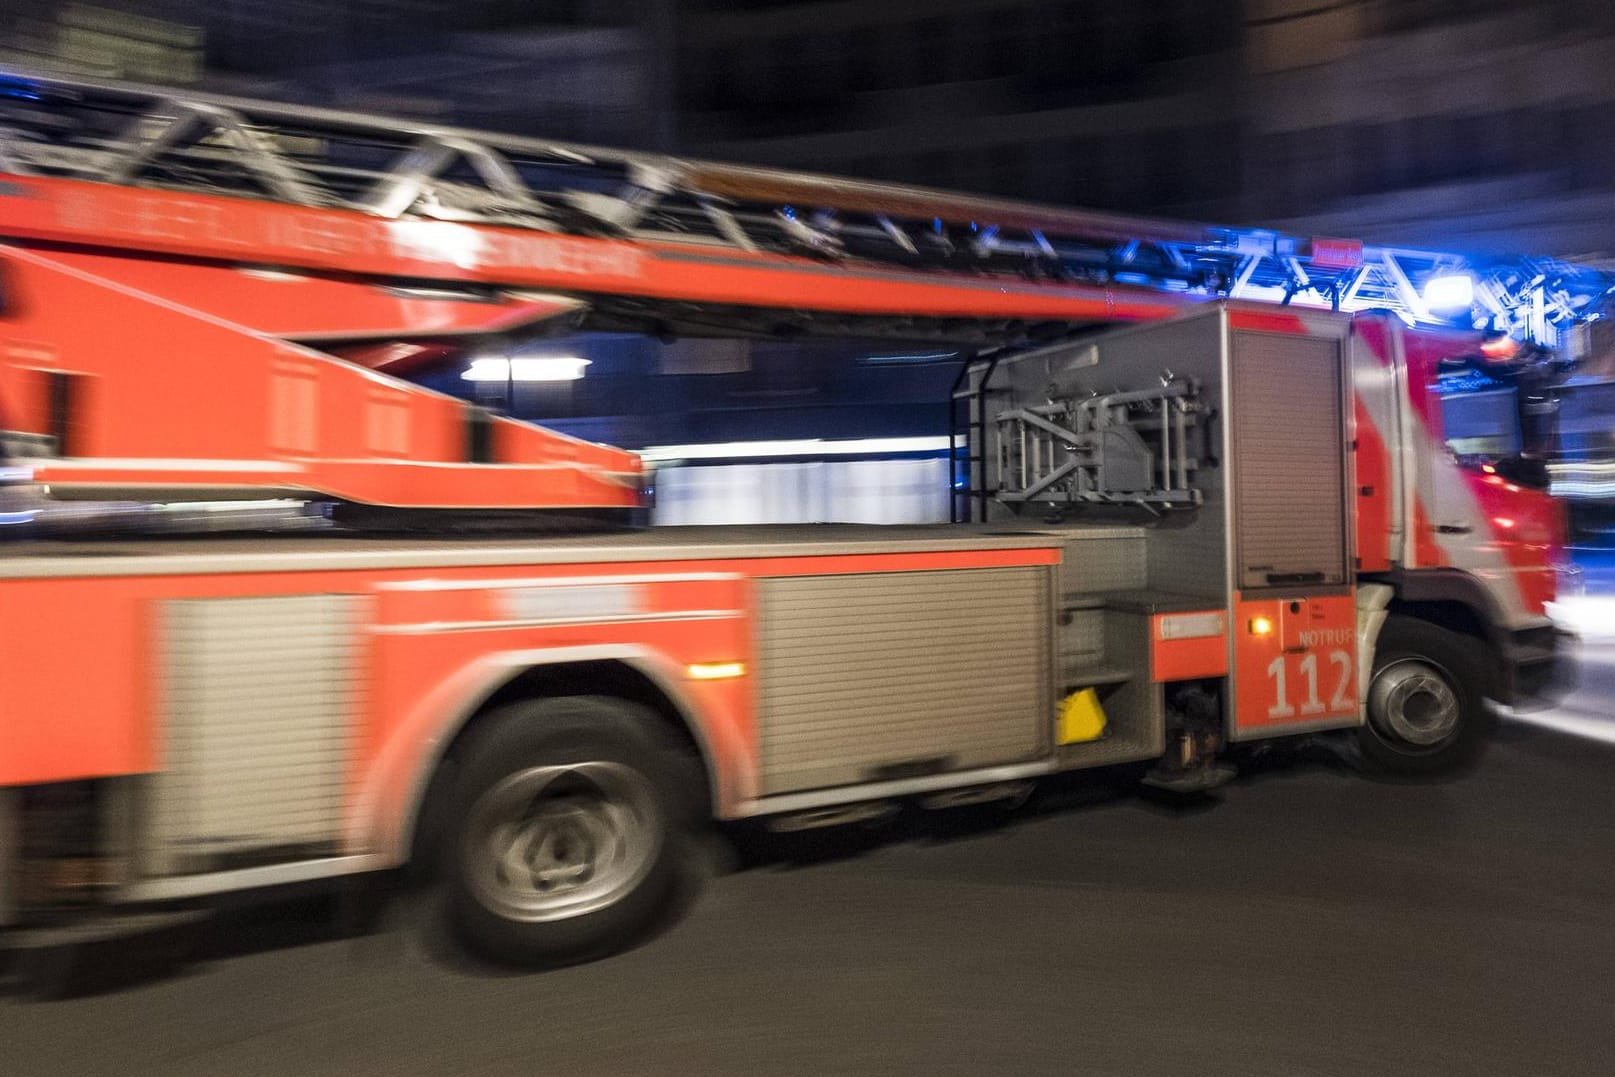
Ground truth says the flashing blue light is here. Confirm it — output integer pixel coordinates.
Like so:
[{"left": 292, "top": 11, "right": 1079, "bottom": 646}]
[
  {"left": 781, "top": 205, "right": 796, "bottom": 220},
  {"left": 1423, "top": 273, "right": 1475, "bottom": 312},
  {"left": 0, "top": 77, "right": 42, "bottom": 102},
  {"left": 933, "top": 217, "right": 943, "bottom": 234}
]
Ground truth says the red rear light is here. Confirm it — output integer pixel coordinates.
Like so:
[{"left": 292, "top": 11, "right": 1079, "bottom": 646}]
[{"left": 1480, "top": 336, "right": 1520, "bottom": 361}]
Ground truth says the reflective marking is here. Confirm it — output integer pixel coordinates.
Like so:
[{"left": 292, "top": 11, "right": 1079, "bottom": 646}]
[
  {"left": 687, "top": 661, "right": 746, "bottom": 680},
  {"left": 497, "top": 582, "right": 640, "bottom": 621},
  {"left": 371, "top": 608, "right": 742, "bottom": 634},
  {"left": 1158, "top": 612, "right": 1224, "bottom": 640},
  {"left": 34, "top": 457, "right": 301, "bottom": 472},
  {"left": 376, "top": 571, "right": 742, "bottom": 592},
  {"left": 0, "top": 535, "right": 1058, "bottom": 579}
]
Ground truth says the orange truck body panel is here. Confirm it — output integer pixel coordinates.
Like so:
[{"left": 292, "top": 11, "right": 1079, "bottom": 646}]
[
  {"left": 0, "top": 543, "right": 1059, "bottom": 841},
  {"left": 1149, "top": 612, "right": 1229, "bottom": 681},
  {"left": 0, "top": 243, "right": 641, "bottom": 509},
  {"left": 34, "top": 248, "right": 586, "bottom": 344},
  {"left": 1230, "top": 594, "right": 1359, "bottom": 738}
]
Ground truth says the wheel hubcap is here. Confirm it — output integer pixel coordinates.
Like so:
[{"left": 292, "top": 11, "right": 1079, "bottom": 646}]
[
  {"left": 1369, "top": 660, "right": 1461, "bottom": 748},
  {"left": 466, "top": 761, "right": 660, "bottom": 922}
]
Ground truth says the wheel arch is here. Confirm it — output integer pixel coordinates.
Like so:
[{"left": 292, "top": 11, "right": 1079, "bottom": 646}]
[
  {"left": 1369, "top": 568, "right": 1508, "bottom": 699},
  {"left": 1354, "top": 612, "right": 1494, "bottom": 777},
  {"left": 359, "top": 645, "right": 727, "bottom": 872}
]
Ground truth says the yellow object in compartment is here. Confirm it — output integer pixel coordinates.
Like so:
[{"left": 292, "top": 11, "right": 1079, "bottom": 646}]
[{"left": 1057, "top": 687, "right": 1107, "bottom": 744}]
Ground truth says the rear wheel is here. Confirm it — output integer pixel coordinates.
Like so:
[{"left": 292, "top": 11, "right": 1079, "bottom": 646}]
[
  {"left": 442, "top": 696, "right": 692, "bottom": 966},
  {"left": 1357, "top": 616, "right": 1492, "bottom": 778}
]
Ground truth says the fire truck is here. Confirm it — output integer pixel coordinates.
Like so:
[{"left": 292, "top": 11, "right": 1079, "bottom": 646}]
[{"left": 0, "top": 69, "right": 1574, "bottom": 976}]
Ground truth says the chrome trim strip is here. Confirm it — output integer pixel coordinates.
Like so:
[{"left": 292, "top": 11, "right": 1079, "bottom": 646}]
[
  {"left": 375, "top": 571, "right": 743, "bottom": 592},
  {"left": 0, "top": 534, "right": 1063, "bottom": 579},
  {"left": 733, "top": 760, "right": 1056, "bottom": 818},
  {"left": 32, "top": 457, "right": 302, "bottom": 473},
  {"left": 372, "top": 608, "right": 743, "bottom": 634},
  {"left": 120, "top": 854, "right": 388, "bottom": 901},
  {"left": 33, "top": 457, "right": 623, "bottom": 475}
]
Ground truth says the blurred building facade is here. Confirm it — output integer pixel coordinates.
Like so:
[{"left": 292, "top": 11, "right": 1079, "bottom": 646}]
[
  {"left": 676, "top": 0, "right": 1246, "bottom": 219},
  {"left": 675, "top": 0, "right": 1615, "bottom": 257},
  {"left": 1243, "top": 0, "right": 1615, "bottom": 256},
  {"left": 7, "top": 0, "right": 1615, "bottom": 256}
]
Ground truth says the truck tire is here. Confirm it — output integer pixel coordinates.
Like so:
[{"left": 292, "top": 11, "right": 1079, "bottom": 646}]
[
  {"left": 1357, "top": 616, "right": 1492, "bottom": 778},
  {"left": 441, "top": 696, "right": 691, "bottom": 967}
]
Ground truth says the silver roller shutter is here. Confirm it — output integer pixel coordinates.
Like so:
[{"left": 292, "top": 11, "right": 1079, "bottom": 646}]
[
  {"left": 147, "top": 594, "right": 362, "bottom": 875},
  {"left": 1229, "top": 331, "right": 1350, "bottom": 591},
  {"left": 756, "top": 566, "right": 1051, "bottom": 795}
]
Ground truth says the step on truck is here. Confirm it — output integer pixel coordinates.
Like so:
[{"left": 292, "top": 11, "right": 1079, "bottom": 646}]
[{"left": 0, "top": 67, "right": 1574, "bottom": 975}]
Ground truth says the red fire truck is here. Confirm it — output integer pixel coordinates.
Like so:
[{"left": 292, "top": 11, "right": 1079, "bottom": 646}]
[{"left": 0, "top": 70, "right": 1571, "bottom": 974}]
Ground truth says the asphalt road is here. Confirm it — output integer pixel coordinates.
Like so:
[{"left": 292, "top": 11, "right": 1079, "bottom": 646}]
[{"left": 7, "top": 649, "right": 1615, "bottom": 1077}]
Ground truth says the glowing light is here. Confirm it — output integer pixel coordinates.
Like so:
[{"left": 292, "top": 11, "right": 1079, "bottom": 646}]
[
  {"left": 388, "top": 220, "right": 485, "bottom": 270},
  {"left": 639, "top": 436, "right": 951, "bottom": 462},
  {"left": 461, "top": 356, "right": 590, "bottom": 382},
  {"left": 687, "top": 661, "right": 746, "bottom": 680},
  {"left": 1480, "top": 336, "right": 1520, "bottom": 361},
  {"left": 1249, "top": 616, "right": 1275, "bottom": 636},
  {"left": 1422, "top": 273, "right": 1474, "bottom": 312},
  {"left": 1493, "top": 516, "right": 1517, "bottom": 529},
  {"left": 1505, "top": 711, "right": 1615, "bottom": 747},
  {"left": 1482, "top": 463, "right": 1497, "bottom": 474}
]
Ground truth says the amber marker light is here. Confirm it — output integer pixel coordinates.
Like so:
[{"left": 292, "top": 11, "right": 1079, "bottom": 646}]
[
  {"left": 687, "top": 661, "right": 746, "bottom": 680},
  {"left": 1248, "top": 616, "right": 1275, "bottom": 636}
]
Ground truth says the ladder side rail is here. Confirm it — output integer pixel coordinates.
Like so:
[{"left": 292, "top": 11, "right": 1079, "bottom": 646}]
[
  {"left": 0, "top": 65, "right": 1245, "bottom": 285},
  {"left": 2, "top": 64, "right": 1611, "bottom": 345},
  {"left": 101, "top": 100, "right": 334, "bottom": 207},
  {"left": 976, "top": 354, "right": 1005, "bottom": 523}
]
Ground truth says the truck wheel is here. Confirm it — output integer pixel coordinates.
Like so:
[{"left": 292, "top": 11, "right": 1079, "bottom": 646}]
[
  {"left": 1357, "top": 617, "right": 1492, "bottom": 778},
  {"left": 442, "top": 697, "right": 690, "bottom": 967}
]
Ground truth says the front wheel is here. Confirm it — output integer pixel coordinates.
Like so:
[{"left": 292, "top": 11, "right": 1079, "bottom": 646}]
[
  {"left": 442, "top": 697, "right": 692, "bottom": 967},
  {"left": 1356, "top": 617, "right": 1492, "bottom": 778}
]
